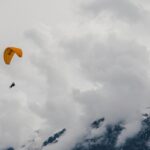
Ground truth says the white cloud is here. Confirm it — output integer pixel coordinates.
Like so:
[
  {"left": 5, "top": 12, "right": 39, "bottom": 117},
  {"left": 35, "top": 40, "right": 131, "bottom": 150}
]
[{"left": 116, "top": 118, "right": 142, "bottom": 146}]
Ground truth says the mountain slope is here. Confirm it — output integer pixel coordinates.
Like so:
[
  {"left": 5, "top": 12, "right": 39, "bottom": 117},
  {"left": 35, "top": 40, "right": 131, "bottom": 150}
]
[
  {"left": 73, "top": 115, "right": 150, "bottom": 150},
  {"left": 3, "top": 114, "right": 150, "bottom": 150}
]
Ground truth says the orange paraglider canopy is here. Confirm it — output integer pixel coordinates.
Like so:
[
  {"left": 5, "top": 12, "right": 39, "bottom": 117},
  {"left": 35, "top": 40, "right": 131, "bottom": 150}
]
[{"left": 3, "top": 47, "right": 23, "bottom": 64}]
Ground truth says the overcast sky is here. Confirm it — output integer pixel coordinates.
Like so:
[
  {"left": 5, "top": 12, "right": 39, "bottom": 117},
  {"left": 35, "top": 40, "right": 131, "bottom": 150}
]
[{"left": 0, "top": 0, "right": 150, "bottom": 150}]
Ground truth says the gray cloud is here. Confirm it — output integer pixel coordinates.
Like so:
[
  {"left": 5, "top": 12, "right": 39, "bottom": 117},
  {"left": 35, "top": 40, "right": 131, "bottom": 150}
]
[
  {"left": 61, "top": 33, "right": 150, "bottom": 145},
  {"left": 81, "top": 0, "right": 144, "bottom": 23}
]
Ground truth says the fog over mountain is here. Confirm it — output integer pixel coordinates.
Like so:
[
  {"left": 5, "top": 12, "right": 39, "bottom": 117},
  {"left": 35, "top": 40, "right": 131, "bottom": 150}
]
[{"left": 0, "top": 0, "right": 150, "bottom": 150}]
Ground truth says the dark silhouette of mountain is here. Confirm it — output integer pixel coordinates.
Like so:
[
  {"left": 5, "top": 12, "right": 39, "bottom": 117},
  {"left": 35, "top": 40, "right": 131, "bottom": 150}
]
[
  {"left": 42, "top": 128, "right": 66, "bottom": 147},
  {"left": 3, "top": 128, "right": 66, "bottom": 150},
  {"left": 91, "top": 117, "right": 105, "bottom": 128},
  {"left": 3, "top": 114, "right": 150, "bottom": 150},
  {"left": 73, "top": 115, "right": 150, "bottom": 150}
]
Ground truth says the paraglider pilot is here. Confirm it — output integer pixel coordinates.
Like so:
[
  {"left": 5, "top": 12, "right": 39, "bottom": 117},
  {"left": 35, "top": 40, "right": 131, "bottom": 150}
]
[{"left": 9, "top": 82, "right": 15, "bottom": 88}]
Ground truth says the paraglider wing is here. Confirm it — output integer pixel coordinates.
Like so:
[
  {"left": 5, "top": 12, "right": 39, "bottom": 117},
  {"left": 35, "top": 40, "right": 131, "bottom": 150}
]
[{"left": 3, "top": 47, "right": 23, "bottom": 64}]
